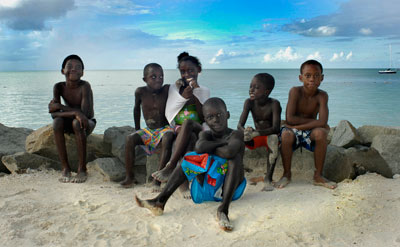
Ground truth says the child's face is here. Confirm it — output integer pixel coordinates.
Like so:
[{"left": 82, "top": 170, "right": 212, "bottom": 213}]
[
  {"left": 203, "top": 104, "right": 229, "bottom": 134},
  {"left": 179, "top": 60, "right": 200, "bottom": 84},
  {"left": 62, "top": 59, "right": 83, "bottom": 82},
  {"left": 299, "top": 64, "right": 324, "bottom": 91},
  {"left": 143, "top": 66, "right": 164, "bottom": 91},
  {"left": 249, "top": 77, "right": 270, "bottom": 100}
]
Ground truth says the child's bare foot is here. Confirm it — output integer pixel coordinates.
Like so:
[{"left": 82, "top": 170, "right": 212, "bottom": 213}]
[
  {"left": 134, "top": 195, "right": 164, "bottom": 216},
  {"left": 152, "top": 162, "right": 174, "bottom": 182},
  {"left": 120, "top": 177, "right": 134, "bottom": 188},
  {"left": 261, "top": 181, "right": 274, "bottom": 191},
  {"left": 313, "top": 175, "right": 337, "bottom": 189},
  {"left": 216, "top": 210, "right": 233, "bottom": 232},
  {"left": 274, "top": 176, "right": 291, "bottom": 189},
  {"left": 71, "top": 171, "right": 87, "bottom": 183},
  {"left": 59, "top": 169, "right": 72, "bottom": 183}
]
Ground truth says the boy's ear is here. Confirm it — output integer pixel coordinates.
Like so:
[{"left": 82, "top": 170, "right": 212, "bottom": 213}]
[
  {"left": 226, "top": 111, "right": 230, "bottom": 119},
  {"left": 142, "top": 77, "right": 146, "bottom": 82},
  {"left": 61, "top": 68, "right": 65, "bottom": 75},
  {"left": 298, "top": 74, "right": 303, "bottom": 82},
  {"left": 321, "top": 74, "right": 324, "bottom": 82}
]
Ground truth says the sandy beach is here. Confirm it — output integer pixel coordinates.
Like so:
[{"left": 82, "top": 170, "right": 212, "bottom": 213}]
[{"left": 1, "top": 167, "right": 399, "bottom": 247}]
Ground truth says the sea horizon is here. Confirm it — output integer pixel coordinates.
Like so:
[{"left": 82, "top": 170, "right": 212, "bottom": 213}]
[{"left": 1, "top": 68, "right": 399, "bottom": 134}]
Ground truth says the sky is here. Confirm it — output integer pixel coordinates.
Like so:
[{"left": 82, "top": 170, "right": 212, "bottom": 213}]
[{"left": 0, "top": 0, "right": 399, "bottom": 71}]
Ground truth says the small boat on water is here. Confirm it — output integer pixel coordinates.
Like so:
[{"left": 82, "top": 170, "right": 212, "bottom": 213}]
[
  {"left": 379, "top": 45, "right": 397, "bottom": 74},
  {"left": 379, "top": 68, "right": 396, "bottom": 74}
]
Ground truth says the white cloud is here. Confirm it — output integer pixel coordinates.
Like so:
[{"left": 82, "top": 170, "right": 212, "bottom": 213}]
[
  {"left": 210, "top": 48, "right": 254, "bottom": 64},
  {"left": 316, "top": 26, "right": 336, "bottom": 36},
  {"left": 0, "top": 0, "right": 22, "bottom": 8},
  {"left": 330, "top": 51, "right": 352, "bottom": 62},
  {"left": 359, "top": 28, "right": 372, "bottom": 35},
  {"left": 263, "top": 46, "right": 301, "bottom": 63},
  {"left": 346, "top": 51, "right": 353, "bottom": 60},
  {"left": 307, "top": 51, "right": 322, "bottom": 60}
]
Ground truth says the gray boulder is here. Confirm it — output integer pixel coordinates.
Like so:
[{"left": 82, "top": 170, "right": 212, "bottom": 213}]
[
  {"left": 25, "top": 125, "right": 112, "bottom": 171},
  {"left": 87, "top": 157, "right": 125, "bottom": 182},
  {"left": 371, "top": 135, "right": 400, "bottom": 175},
  {"left": 330, "top": 120, "right": 361, "bottom": 148},
  {"left": 0, "top": 123, "right": 33, "bottom": 173},
  {"left": 345, "top": 145, "right": 392, "bottom": 178},
  {"left": 358, "top": 125, "right": 400, "bottom": 145},
  {"left": 1, "top": 152, "right": 60, "bottom": 173},
  {"left": 322, "top": 145, "right": 356, "bottom": 182},
  {"left": 103, "top": 126, "right": 146, "bottom": 166}
]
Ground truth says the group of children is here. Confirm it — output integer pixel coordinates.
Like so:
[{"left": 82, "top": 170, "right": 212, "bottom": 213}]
[{"left": 49, "top": 53, "right": 337, "bottom": 232}]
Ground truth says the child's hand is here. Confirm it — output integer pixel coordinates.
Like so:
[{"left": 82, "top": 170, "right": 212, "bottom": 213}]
[
  {"left": 244, "top": 129, "right": 253, "bottom": 142},
  {"left": 186, "top": 78, "right": 199, "bottom": 88},
  {"left": 48, "top": 99, "right": 62, "bottom": 113},
  {"left": 181, "top": 86, "right": 194, "bottom": 99},
  {"left": 75, "top": 112, "right": 89, "bottom": 130}
]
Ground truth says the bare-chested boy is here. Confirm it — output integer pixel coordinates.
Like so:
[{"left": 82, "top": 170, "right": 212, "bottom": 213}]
[
  {"left": 48, "top": 54, "right": 96, "bottom": 183},
  {"left": 276, "top": 60, "right": 337, "bottom": 189},
  {"left": 135, "top": 97, "right": 246, "bottom": 232},
  {"left": 238, "top": 73, "right": 281, "bottom": 191},
  {"left": 120, "top": 63, "right": 174, "bottom": 189}
]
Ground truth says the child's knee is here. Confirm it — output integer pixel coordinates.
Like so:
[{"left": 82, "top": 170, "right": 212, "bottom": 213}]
[
  {"left": 72, "top": 119, "right": 82, "bottom": 132},
  {"left": 281, "top": 130, "right": 295, "bottom": 143},
  {"left": 126, "top": 133, "right": 141, "bottom": 147},
  {"left": 162, "top": 132, "right": 174, "bottom": 145},
  {"left": 312, "top": 128, "right": 327, "bottom": 141},
  {"left": 52, "top": 118, "right": 64, "bottom": 132}
]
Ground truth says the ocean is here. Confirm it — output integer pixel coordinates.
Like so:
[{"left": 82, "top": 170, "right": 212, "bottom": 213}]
[{"left": 0, "top": 69, "right": 399, "bottom": 134}]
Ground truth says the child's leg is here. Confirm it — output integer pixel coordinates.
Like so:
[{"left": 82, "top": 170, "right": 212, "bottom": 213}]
[
  {"left": 152, "top": 119, "right": 202, "bottom": 182},
  {"left": 217, "top": 150, "right": 244, "bottom": 231},
  {"left": 135, "top": 162, "right": 188, "bottom": 215},
  {"left": 120, "top": 133, "right": 144, "bottom": 187},
  {"left": 53, "top": 117, "right": 71, "bottom": 181},
  {"left": 153, "top": 131, "right": 175, "bottom": 188},
  {"left": 310, "top": 128, "right": 337, "bottom": 189},
  {"left": 275, "top": 129, "right": 295, "bottom": 188},
  {"left": 71, "top": 119, "right": 90, "bottom": 183}
]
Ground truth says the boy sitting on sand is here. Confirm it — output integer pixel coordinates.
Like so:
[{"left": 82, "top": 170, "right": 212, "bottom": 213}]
[
  {"left": 135, "top": 97, "right": 246, "bottom": 232},
  {"left": 48, "top": 54, "right": 96, "bottom": 183},
  {"left": 276, "top": 60, "right": 337, "bottom": 189},
  {"left": 238, "top": 73, "right": 281, "bottom": 191},
  {"left": 120, "top": 63, "right": 174, "bottom": 189}
]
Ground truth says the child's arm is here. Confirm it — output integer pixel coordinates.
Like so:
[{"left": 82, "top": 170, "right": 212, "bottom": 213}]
[
  {"left": 49, "top": 83, "right": 86, "bottom": 121},
  {"left": 133, "top": 88, "right": 142, "bottom": 131},
  {"left": 214, "top": 130, "right": 244, "bottom": 159},
  {"left": 286, "top": 89, "right": 329, "bottom": 130},
  {"left": 195, "top": 131, "right": 228, "bottom": 154},
  {"left": 237, "top": 99, "right": 251, "bottom": 131},
  {"left": 80, "top": 82, "right": 94, "bottom": 119}
]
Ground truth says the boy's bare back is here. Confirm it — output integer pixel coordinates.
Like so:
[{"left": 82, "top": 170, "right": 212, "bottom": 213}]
[{"left": 135, "top": 84, "right": 170, "bottom": 130}]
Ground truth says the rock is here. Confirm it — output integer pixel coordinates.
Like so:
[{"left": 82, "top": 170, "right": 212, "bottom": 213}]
[
  {"left": 1, "top": 152, "right": 60, "bottom": 173},
  {"left": 25, "top": 125, "right": 112, "bottom": 171},
  {"left": 103, "top": 126, "right": 146, "bottom": 166},
  {"left": 327, "top": 126, "right": 336, "bottom": 144},
  {"left": 322, "top": 145, "right": 356, "bottom": 182},
  {"left": 371, "top": 135, "right": 400, "bottom": 175},
  {"left": 87, "top": 157, "right": 125, "bottom": 182},
  {"left": 345, "top": 145, "right": 392, "bottom": 178},
  {"left": 330, "top": 120, "right": 361, "bottom": 148},
  {"left": 358, "top": 125, "right": 400, "bottom": 145},
  {"left": 0, "top": 123, "right": 33, "bottom": 173}
]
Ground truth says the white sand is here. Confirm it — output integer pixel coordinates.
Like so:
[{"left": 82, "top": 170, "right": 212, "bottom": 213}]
[{"left": 1, "top": 168, "right": 400, "bottom": 247}]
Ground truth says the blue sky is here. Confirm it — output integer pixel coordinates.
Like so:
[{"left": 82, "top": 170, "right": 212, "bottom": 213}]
[{"left": 0, "top": 0, "right": 399, "bottom": 71}]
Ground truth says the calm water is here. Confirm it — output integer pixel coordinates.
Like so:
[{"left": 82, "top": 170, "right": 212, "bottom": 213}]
[{"left": 0, "top": 69, "right": 399, "bottom": 134}]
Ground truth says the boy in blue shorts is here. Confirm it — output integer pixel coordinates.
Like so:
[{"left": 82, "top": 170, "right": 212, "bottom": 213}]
[
  {"left": 135, "top": 97, "right": 246, "bottom": 232},
  {"left": 276, "top": 60, "right": 337, "bottom": 189},
  {"left": 120, "top": 63, "right": 174, "bottom": 189}
]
